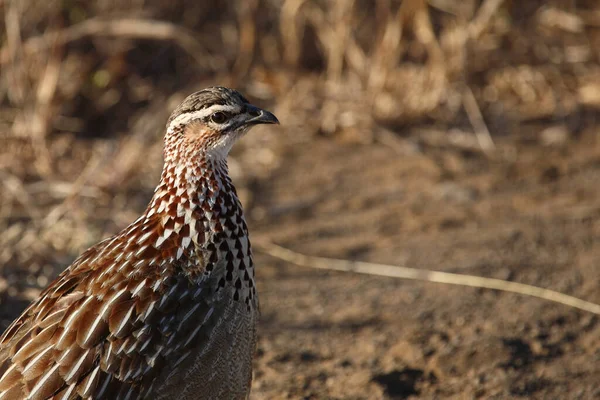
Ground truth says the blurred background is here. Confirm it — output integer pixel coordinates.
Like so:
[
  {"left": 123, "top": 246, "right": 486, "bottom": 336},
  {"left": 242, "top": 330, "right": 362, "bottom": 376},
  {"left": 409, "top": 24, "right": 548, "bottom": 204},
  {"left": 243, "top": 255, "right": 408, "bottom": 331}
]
[{"left": 1, "top": 0, "right": 600, "bottom": 398}]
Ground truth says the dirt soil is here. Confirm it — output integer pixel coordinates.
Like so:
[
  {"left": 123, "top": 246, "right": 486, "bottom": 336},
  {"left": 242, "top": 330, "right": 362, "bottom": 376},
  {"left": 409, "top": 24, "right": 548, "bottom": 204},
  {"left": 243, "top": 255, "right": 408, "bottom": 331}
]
[{"left": 248, "top": 128, "right": 600, "bottom": 399}]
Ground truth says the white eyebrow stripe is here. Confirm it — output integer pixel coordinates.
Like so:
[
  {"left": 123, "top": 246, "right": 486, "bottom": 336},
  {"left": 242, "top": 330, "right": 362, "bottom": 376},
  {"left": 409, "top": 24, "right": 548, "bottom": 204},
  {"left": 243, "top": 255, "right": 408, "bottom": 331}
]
[{"left": 168, "top": 104, "right": 242, "bottom": 131}]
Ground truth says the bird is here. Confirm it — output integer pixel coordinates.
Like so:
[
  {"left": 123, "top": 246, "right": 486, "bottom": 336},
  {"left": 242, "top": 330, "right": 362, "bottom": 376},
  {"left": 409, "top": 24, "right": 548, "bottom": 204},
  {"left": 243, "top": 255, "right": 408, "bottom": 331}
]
[{"left": 0, "top": 86, "right": 279, "bottom": 400}]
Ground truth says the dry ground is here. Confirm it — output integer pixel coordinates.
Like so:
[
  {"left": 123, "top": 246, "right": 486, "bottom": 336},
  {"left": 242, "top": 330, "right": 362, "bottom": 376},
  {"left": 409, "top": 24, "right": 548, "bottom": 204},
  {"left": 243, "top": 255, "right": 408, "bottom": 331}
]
[
  {"left": 250, "top": 126, "right": 600, "bottom": 399},
  {"left": 1, "top": 0, "right": 600, "bottom": 399}
]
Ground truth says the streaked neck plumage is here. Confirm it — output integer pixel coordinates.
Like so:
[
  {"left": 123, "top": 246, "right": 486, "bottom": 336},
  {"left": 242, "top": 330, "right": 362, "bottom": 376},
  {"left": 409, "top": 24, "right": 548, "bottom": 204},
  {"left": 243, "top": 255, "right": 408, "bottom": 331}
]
[
  {"left": 148, "top": 152, "right": 233, "bottom": 225},
  {"left": 137, "top": 130, "right": 255, "bottom": 308}
]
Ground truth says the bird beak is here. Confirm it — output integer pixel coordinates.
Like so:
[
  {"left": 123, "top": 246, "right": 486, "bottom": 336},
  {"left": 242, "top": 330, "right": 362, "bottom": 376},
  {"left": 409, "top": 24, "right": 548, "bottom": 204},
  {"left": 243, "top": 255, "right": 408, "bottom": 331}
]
[{"left": 245, "top": 104, "right": 280, "bottom": 125}]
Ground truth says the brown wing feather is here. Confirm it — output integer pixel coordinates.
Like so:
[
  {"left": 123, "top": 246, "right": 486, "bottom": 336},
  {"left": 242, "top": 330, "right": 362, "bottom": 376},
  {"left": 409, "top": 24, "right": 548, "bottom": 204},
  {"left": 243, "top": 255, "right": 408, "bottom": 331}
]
[{"left": 0, "top": 215, "right": 215, "bottom": 400}]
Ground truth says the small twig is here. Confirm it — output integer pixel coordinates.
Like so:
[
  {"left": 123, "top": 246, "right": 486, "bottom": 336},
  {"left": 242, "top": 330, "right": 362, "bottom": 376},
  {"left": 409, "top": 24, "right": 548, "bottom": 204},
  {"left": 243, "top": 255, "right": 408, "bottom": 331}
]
[
  {"left": 367, "top": 1, "right": 405, "bottom": 92},
  {"left": 4, "top": 1, "right": 21, "bottom": 62},
  {"left": 280, "top": 0, "right": 308, "bottom": 66},
  {"left": 0, "top": 18, "right": 224, "bottom": 70},
  {"left": 468, "top": 0, "right": 505, "bottom": 39},
  {"left": 231, "top": 0, "right": 258, "bottom": 81},
  {"left": 4, "top": 0, "right": 25, "bottom": 103},
  {"left": 30, "top": 29, "right": 62, "bottom": 177},
  {"left": 255, "top": 241, "right": 600, "bottom": 315},
  {"left": 462, "top": 86, "right": 495, "bottom": 155},
  {"left": 327, "top": 0, "right": 356, "bottom": 83}
]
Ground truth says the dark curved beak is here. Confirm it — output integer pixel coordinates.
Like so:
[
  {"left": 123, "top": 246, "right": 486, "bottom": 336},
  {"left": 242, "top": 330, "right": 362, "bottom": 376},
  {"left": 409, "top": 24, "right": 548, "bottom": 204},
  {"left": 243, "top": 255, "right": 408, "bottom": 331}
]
[{"left": 245, "top": 104, "right": 280, "bottom": 125}]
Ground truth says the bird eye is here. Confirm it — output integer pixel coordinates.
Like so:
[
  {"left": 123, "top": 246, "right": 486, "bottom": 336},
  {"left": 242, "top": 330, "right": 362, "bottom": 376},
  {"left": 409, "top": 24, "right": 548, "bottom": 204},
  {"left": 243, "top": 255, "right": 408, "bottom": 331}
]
[{"left": 210, "top": 112, "right": 228, "bottom": 124}]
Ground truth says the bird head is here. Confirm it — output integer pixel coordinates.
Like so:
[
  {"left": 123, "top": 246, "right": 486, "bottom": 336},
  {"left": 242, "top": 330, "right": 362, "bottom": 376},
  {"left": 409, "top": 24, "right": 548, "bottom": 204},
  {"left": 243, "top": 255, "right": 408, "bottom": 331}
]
[{"left": 164, "top": 87, "right": 279, "bottom": 163}]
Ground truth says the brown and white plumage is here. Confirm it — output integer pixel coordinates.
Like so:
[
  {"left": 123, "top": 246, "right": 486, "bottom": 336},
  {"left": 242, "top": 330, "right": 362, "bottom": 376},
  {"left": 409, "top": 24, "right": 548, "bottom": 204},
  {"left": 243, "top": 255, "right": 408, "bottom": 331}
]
[{"left": 0, "top": 87, "right": 279, "bottom": 400}]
